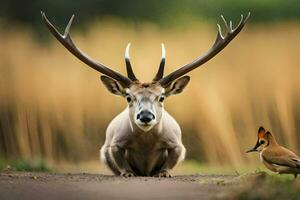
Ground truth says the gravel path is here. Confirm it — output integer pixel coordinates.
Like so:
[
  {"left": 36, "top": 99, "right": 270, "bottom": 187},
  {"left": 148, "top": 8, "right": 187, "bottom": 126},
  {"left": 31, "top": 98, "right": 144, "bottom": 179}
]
[{"left": 0, "top": 171, "right": 296, "bottom": 200}]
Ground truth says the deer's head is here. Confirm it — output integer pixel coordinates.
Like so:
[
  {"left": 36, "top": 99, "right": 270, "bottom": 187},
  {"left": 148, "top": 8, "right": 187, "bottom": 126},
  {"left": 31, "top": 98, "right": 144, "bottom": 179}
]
[
  {"left": 100, "top": 44, "right": 190, "bottom": 131},
  {"left": 41, "top": 11, "right": 250, "bottom": 132}
]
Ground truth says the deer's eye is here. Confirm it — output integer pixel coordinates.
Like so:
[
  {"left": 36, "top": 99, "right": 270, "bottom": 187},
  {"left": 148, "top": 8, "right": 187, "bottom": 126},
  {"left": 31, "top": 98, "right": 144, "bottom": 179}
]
[
  {"left": 159, "top": 96, "right": 165, "bottom": 103},
  {"left": 126, "top": 96, "right": 132, "bottom": 103}
]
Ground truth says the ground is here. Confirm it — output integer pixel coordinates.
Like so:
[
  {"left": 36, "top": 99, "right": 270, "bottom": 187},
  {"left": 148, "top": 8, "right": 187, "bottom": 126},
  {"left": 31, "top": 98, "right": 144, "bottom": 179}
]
[{"left": 1, "top": 171, "right": 300, "bottom": 200}]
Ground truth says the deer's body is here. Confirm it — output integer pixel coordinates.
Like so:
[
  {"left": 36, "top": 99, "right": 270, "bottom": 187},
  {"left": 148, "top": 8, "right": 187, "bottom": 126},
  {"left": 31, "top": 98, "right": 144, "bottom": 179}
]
[
  {"left": 101, "top": 107, "right": 185, "bottom": 176},
  {"left": 42, "top": 11, "right": 249, "bottom": 176}
]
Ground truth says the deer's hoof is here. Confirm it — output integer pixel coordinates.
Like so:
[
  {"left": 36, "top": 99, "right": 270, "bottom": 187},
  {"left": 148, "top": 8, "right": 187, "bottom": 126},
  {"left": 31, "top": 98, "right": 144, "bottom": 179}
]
[
  {"left": 120, "top": 171, "right": 135, "bottom": 177},
  {"left": 153, "top": 170, "right": 172, "bottom": 178}
]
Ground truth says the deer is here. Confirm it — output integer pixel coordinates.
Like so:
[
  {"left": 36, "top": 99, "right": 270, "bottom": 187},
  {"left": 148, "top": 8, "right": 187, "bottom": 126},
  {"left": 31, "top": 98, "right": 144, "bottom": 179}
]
[{"left": 41, "top": 11, "right": 250, "bottom": 177}]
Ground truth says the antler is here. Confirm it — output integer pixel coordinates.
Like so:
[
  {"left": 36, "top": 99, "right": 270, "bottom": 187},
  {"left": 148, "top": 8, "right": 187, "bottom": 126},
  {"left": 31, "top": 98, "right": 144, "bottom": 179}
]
[
  {"left": 158, "top": 13, "right": 250, "bottom": 87},
  {"left": 153, "top": 44, "right": 166, "bottom": 81},
  {"left": 41, "top": 11, "right": 132, "bottom": 87},
  {"left": 125, "top": 43, "right": 138, "bottom": 81}
]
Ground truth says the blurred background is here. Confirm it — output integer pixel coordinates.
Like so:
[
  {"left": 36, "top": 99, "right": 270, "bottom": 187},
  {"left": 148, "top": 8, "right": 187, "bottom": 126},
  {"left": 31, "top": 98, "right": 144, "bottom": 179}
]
[{"left": 0, "top": 0, "right": 300, "bottom": 174}]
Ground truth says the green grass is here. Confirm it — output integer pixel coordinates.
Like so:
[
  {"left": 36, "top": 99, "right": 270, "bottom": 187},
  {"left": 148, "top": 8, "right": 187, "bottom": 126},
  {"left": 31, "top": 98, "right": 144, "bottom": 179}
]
[
  {"left": 0, "top": 157, "right": 50, "bottom": 172},
  {"left": 236, "top": 174, "right": 300, "bottom": 200},
  {"left": 177, "top": 160, "right": 261, "bottom": 175}
]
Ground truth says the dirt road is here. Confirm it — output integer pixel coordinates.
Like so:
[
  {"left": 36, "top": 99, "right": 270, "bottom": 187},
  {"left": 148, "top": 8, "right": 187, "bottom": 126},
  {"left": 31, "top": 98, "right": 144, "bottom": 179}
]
[{"left": 0, "top": 171, "right": 298, "bottom": 200}]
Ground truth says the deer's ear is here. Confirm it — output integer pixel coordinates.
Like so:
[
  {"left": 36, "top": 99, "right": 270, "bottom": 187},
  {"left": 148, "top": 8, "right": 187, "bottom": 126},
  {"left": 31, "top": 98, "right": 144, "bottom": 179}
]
[
  {"left": 100, "top": 76, "right": 125, "bottom": 96},
  {"left": 165, "top": 76, "right": 190, "bottom": 97}
]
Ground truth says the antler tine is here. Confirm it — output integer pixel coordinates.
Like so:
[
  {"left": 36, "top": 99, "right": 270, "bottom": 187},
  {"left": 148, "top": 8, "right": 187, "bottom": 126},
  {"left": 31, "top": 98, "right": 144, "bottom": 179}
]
[
  {"left": 158, "top": 12, "right": 250, "bottom": 87},
  {"left": 41, "top": 11, "right": 132, "bottom": 87},
  {"left": 153, "top": 43, "right": 166, "bottom": 81},
  {"left": 64, "top": 14, "right": 74, "bottom": 36},
  {"left": 229, "top": 20, "right": 233, "bottom": 31},
  {"left": 125, "top": 43, "right": 138, "bottom": 81},
  {"left": 221, "top": 15, "right": 229, "bottom": 31}
]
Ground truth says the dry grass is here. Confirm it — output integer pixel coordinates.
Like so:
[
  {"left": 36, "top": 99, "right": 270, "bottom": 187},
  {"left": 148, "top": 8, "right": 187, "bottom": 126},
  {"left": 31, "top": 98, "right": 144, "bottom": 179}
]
[{"left": 0, "top": 19, "right": 300, "bottom": 170}]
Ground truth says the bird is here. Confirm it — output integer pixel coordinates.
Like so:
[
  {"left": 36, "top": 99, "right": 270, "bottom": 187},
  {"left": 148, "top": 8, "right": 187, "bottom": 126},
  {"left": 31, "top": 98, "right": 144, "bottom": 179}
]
[{"left": 246, "top": 126, "right": 300, "bottom": 178}]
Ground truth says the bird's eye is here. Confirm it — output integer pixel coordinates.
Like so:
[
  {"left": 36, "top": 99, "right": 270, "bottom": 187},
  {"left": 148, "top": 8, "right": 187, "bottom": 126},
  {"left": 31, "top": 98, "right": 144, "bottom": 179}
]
[
  {"left": 159, "top": 96, "right": 165, "bottom": 103},
  {"left": 126, "top": 96, "right": 132, "bottom": 103},
  {"left": 259, "top": 140, "right": 265, "bottom": 145}
]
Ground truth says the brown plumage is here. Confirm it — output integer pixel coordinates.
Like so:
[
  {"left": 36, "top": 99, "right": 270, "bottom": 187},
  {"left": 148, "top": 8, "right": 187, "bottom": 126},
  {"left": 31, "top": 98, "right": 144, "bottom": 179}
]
[{"left": 247, "top": 126, "right": 300, "bottom": 178}]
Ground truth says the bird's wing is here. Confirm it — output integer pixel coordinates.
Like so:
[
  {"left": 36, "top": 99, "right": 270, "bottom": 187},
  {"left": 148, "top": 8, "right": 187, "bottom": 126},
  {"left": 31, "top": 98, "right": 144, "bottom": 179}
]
[{"left": 262, "top": 146, "right": 300, "bottom": 168}]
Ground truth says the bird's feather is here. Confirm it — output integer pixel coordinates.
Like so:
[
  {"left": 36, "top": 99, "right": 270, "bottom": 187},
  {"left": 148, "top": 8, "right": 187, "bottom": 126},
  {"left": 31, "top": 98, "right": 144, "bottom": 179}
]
[{"left": 262, "top": 146, "right": 300, "bottom": 169}]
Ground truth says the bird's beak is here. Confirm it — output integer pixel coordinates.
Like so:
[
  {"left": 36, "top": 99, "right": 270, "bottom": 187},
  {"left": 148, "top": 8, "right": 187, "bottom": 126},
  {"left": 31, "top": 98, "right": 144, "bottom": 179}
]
[
  {"left": 246, "top": 140, "right": 261, "bottom": 153},
  {"left": 246, "top": 148, "right": 257, "bottom": 153}
]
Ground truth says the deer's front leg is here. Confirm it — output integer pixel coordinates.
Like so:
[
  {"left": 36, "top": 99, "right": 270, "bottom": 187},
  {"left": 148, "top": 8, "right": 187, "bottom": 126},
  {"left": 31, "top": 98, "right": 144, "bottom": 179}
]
[
  {"left": 154, "top": 145, "right": 186, "bottom": 177},
  {"left": 110, "top": 145, "right": 135, "bottom": 177}
]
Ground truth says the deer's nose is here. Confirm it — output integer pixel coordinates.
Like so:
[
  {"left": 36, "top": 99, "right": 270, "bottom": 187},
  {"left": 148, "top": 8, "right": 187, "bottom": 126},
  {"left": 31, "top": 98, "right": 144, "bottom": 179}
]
[{"left": 137, "top": 110, "right": 155, "bottom": 123}]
